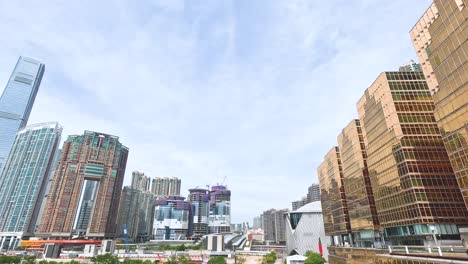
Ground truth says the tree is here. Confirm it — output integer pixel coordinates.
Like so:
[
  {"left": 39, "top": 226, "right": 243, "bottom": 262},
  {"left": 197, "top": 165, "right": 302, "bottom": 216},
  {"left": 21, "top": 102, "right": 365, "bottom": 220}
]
[
  {"left": 177, "top": 255, "right": 191, "bottom": 264},
  {"left": 90, "top": 253, "right": 119, "bottom": 264},
  {"left": 262, "top": 252, "right": 276, "bottom": 264},
  {"left": 208, "top": 256, "right": 227, "bottom": 264},
  {"left": 0, "top": 255, "right": 21, "bottom": 263},
  {"left": 167, "top": 255, "right": 178, "bottom": 264},
  {"left": 304, "top": 252, "right": 325, "bottom": 264}
]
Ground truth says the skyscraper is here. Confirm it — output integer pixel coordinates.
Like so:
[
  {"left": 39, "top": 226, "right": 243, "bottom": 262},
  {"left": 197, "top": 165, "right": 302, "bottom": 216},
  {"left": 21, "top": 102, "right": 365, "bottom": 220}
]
[
  {"left": 253, "top": 215, "right": 263, "bottom": 230},
  {"left": 0, "top": 122, "right": 61, "bottom": 249},
  {"left": 398, "top": 60, "right": 422, "bottom": 72},
  {"left": 188, "top": 188, "right": 210, "bottom": 238},
  {"left": 411, "top": 0, "right": 468, "bottom": 209},
  {"left": 131, "top": 171, "right": 151, "bottom": 192},
  {"left": 0, "top": 56, "right": 45, "bottom": 174},
  {"left": 318, "top": 147, "right": 351, "bottom": 246},
  {"left": 337, "top": 120, "right": 380, "bottom": 247},
  {"left": 357, "top": 71, "right": 468, "bottom": 245},
  {"left": 37, "top": 131, "right": 128, "bottom": 239},
  {"left": 116, "top": 187, "right": 140, "bottom": 241},
  {"left": 209, "top": 185, "right": 231, "bottom": 233},
  {"left": 261, "top": 208, "right": 288, "bottom": 244},
  {"left": 292, "top": 183, "right": 321, "bottom": 210},
  {"left": 151, "top": 177, "right": 181, "bottom": 197}
]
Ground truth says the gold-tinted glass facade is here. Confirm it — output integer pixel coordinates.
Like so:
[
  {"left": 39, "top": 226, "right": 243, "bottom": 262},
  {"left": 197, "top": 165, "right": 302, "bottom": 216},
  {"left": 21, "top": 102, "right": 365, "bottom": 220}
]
[
  {"left": 318, "top": 147, "right": 351, "bottom": 236},
  {"left": 411, "top": 0, "right": 468, "bottom": 208},
  {"left": 356, "top": 72, "right": 468, "bottom": 234},
  {"left": 338, "top": 120, "right": 380, "bottom": 241}
]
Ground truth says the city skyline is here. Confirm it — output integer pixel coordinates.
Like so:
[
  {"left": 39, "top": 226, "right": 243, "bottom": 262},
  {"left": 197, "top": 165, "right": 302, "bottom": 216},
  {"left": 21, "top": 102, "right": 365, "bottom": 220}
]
[{"left": 0, "top": 1, "right": 433, "bottom": 222}]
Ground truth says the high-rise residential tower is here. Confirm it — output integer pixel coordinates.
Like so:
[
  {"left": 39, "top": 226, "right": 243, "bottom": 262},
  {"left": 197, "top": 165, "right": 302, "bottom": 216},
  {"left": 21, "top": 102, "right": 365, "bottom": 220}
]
[
  {"left": 399, "top": 60, "right": 422, "bottom": 72},
  {"left": 292, "top": 184, "right": 321, "bottom": 210},
  {"left": 261, "top": 208, "right": 288, "bottom": 244},
  {"left": 318, "top": 147, "right": 351, "bottom": 246},
  {"left": 151, "top": 177, "right": 181, "bottom": 197},
  {"left": 116, "top": 187, "right": 140, "bottom": 241},
  {"left": 188, "top": 188, "right": 210, "bottom": 238},
  {"left": 337, "top": 120, "right": 380, "bottom": 248},
  {"left": 131, "top": 171, "right": 151, "bottom": 192},
  {"left": 209, "top": 185, "right": 231, "bottom": 233},
  {"left": 0, "top": 122, "right": 61, "bottom": 250},
  {"left": 116, "top": 186, "right": 154, "bottom": 242},
  {"left": 357, "top": 71, "right": 468, "bottom": 245},
  {"left": 0, "top": 56, "right": 45, "bottom": 174},
  {"left": 411, "top": 0, "right": 468, "bottom": 209},
  {"left": 37, "top": 131, "right": 128, "bottom": 239}
]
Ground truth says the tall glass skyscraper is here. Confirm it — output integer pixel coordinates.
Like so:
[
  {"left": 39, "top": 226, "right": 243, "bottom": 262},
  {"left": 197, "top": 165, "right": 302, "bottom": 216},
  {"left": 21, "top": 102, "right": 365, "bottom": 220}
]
[
  {"left": 0, "top": 56, "right": 45, "bottom": 174},
  {"left": 0, "top": 122, "right": 61, "bottom": 250}
]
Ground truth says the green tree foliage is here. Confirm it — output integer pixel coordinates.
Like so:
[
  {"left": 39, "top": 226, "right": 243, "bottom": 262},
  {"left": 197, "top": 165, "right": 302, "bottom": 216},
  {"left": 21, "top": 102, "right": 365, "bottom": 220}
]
[
  {"left": 23, "top": 255, "right": 37, "bottom": 264},
  {"left": 90, "top": 253, "right": 119, "bottom": 264},
  {"left": 177, "top": 255, "right": 191, "bottom": 264},
  {"left": 304, "top": 252, "right": 325, "bottom": 264},
  {"left": 208, "top": 256, "right": 227, "bottom": 264},
  {"left": 166, "top": 255, "right": 178, "bottom": 264},
  {"left": 122, "top": 259, "right": 155, "bottom": 264},
  {"left": 143, "top": 244, "right": 202, "bottom": 251},
  {"left": 262, "top": 252, "right": 277, "bottom": 264},
  {"left": 0, "top": 255, "right": 21, "bottom": 263}
]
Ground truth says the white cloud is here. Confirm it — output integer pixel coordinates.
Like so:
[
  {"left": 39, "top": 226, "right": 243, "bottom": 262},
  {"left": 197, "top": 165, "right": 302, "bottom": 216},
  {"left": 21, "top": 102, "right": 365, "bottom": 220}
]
[{"left": 0, "top": 0, "right": 432, "bottom": 222}]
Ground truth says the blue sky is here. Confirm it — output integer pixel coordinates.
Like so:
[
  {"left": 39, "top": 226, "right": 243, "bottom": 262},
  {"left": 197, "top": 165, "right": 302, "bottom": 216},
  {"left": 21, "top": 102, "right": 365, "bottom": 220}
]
[{"left": 0, "top": 0, "right": 431, "bottom": 223}]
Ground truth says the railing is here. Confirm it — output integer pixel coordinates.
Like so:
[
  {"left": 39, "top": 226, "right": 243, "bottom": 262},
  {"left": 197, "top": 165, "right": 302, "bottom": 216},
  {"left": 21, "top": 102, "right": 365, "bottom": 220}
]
[{"left": 388, "top": 245, "right": 467, "bottom": 257}]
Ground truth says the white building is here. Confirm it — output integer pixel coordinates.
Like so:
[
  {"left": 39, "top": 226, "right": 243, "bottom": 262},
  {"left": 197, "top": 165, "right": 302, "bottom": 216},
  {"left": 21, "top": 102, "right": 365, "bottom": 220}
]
[{"left": 285, "top": 201, "right": 329, "bottom": 260}]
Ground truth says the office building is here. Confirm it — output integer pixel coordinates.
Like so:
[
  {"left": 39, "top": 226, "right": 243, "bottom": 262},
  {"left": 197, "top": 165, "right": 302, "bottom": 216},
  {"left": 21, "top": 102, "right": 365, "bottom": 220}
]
[
  {"left": 338, "top": 120, "right": 380, "bottom": 248},
  {"left": 0, "top": 56, "right": 45, "bottom": 174},
  {"left": 285, "top": 202, "right": 329, "bottom": 259},
  {"left": 0, "top": 122, "right": 61, "bottom": 250},
  {"left": 318, "top": 147, "right": 351, "bottom": 246},
  {"left": 357, "top": 71, "right": 468, "bottom": 245},
  {"left": 151, "top": 177, "right": 181, "bottom": 197},
  {"left": 262, "top": 208, "right": 288, "bottom": 244},
  {"left": 153, "top": 196, "right": 192, "bottom": 240},
  {"left": 411, "top": 0, "right": 468, "bottom": 209},
  {"left": 188, "top": 188, "right": 210, "bottom": 238},
  {"left": 209, "top": 185, "right": 231, "bottom": 233},
  {"left": 38, "top": 131, "right": 128, "bottom": 239},
  {"left": 131, "top": 171, "right": 151, "bottom": 192}
]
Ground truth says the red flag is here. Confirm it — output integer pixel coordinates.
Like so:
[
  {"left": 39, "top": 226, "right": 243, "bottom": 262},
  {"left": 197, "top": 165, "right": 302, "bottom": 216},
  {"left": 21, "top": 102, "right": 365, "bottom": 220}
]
[{"left": 318, "top": 237, "right": 323, "bottom": 256}]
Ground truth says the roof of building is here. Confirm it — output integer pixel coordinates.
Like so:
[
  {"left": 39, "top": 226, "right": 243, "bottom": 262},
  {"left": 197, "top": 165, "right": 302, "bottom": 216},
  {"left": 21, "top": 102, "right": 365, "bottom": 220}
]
[{"left": 293, "top": 201, "right": 322, "bottom": 213}]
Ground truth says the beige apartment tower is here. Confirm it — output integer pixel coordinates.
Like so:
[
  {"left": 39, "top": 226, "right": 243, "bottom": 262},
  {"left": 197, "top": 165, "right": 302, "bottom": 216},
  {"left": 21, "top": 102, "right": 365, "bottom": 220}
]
[
  {"left": 151, "top": 177, "right": 181, "bottom": 197},
  {"left": 411, "top": 0, "right": 468, "bottom": 209}
]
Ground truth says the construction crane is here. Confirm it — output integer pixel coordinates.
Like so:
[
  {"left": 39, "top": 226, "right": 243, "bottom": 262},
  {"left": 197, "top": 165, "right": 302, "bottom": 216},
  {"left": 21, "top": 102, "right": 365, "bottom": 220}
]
[
  {"left": 221, "top": 176, "right": 227, "bottom": 185},
  {"left": 122, "top": 224, "right": 130, "bottom": 253}
]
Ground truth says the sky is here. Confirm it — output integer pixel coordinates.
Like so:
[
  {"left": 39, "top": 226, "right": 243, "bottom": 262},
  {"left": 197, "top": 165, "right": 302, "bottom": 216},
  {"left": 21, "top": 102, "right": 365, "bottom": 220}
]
[{"left": 0, "top": 0, "right": 432, "bottom": 223}]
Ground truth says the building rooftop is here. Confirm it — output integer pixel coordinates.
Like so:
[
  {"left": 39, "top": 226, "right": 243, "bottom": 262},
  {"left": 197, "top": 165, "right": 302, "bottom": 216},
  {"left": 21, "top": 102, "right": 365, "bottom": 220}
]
[{"left": 293, "top": 201, "right": 322, "bottom": 213}]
